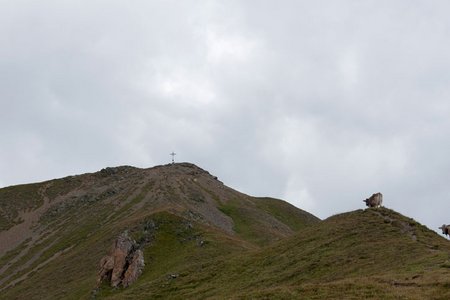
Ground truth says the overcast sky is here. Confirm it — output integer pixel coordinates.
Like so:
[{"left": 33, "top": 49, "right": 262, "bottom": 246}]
[{"left": 1, "top": 0, "right": 450, "bottom": 234}]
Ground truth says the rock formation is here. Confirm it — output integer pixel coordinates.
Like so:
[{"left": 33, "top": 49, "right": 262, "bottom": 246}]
[
  {"left": 97, "top": 231, "right": 145, "bottom": 288},
  {"left": 122, "top": 249, "right": 145, "bottom": 287}
]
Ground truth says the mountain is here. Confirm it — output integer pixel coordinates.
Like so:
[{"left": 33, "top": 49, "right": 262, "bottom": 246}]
[
  {"left": 0, "top": 163, "right": 318, "bottom": 299},
  {"left": 0, "top": 163, "right": 449, "bottom": 299}
]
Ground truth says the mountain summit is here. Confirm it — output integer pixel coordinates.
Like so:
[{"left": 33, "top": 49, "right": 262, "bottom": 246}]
[
  {"left": 0, "top": 163, "right": 318, "bottom": 298},
  {"left": 0, "top": 163, "right": 449, "bottom": 299}
]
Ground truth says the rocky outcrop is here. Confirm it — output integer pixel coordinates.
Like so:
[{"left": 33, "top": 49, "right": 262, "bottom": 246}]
[
  {"left": 122, "top": 249, "right": 145, "bottom": 287},
  {"left": 97, "top": 231, "right": 145, "bottom": 288}
]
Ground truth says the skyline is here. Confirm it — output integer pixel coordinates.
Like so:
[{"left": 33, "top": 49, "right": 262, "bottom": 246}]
[{"left": 2, "top": 0, "right": 450, "bottom": 234}]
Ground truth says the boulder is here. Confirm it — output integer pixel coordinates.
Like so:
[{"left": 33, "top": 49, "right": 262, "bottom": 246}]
[
  {"left": 110, "top": 231, "right": 134, "bottom": 287},
  {"left": 97, "top": 231, "right": 144, "bottom": 288}
]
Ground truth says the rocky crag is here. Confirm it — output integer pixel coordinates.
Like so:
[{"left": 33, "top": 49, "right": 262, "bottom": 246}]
[{"left": 97, "top": 231, "right": 144, "bottom": 288}]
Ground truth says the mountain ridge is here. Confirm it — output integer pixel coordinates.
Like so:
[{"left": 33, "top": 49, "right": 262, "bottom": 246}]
[{"left": 0, "top": 163, "right": 448, "bottom": 299}]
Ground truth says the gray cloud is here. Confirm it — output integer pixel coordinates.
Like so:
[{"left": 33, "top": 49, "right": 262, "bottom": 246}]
[{"left": 2, "top": 0, "right": 450, "bottom": 234}]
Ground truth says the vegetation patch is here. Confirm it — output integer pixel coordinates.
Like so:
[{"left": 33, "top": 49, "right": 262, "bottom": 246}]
[
  {"left": 253, "top": 197, "right": 320, "bottom": 231},
  {"left": 44, "top": 177, "right": 83, "bottom": 201},
  {"left": 218, "top": 199, "right": 271, "bottom": 246},
  {"left": 0, "top": 183, "right": 43, "bottom": 230}
]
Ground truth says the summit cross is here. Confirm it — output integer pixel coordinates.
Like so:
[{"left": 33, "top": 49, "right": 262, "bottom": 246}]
[{"left": 170, "top": 152, "right": 176, "bottom": 164}]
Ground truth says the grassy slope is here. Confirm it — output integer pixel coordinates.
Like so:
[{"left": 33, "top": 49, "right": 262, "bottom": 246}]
[
  {"left": 2, "top": 202, "right": 449, "bottom": 299},
  {"left": 218, "top": 197, "right": 320, "bottom": 246},
  {"left": 0, "top": 183, "right": 43, "bottom": 230},
  {"left": 2, "top": 165, "right": 448, "bottom": 299},
  {"left": 0, "top": 164, "right": 320, "bottom": 299},
  {"left": 1, "top": 204, "right": 449, "bottom": 299},
  {"left": 0, "top": 196, "right": 316, "bottom": 299},
  {"left": 252, "top": 197, "right": 320, "bottom": 231},
  {"left": 96, "top": 208, "right": 450, "bottom": 299},
  {"left": 0, "top": 210, "right": 255, "bottom": 300},
  {"left": 0, "top": 175, "right": 85, "bottom": 231}
]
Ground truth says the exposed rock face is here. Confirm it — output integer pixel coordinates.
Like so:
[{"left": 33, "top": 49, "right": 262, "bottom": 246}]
[
  {"left": 97, "top": 231, "right": 145, "bottom": 288},
  {"left": 97, "top": 255, "right": 114, "bottom": 285},
  {"left": 110, "top": 232, "right": 134, "bottom": 287},
  {"left": 122, "top": 249, "right": 145, "bottom": 287}
]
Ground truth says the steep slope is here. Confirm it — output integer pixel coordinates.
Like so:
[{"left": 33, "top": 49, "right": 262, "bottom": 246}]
[
  {"left": 0, "top": 163, "right": 319, "bottom": 299},
  {"left": 110, "top": 207, "right": 448, "bottom": 299}
]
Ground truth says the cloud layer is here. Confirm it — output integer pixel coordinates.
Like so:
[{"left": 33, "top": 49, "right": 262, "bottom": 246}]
[{"left": 2, "top": 0, "right": 450, "bottom": 233}]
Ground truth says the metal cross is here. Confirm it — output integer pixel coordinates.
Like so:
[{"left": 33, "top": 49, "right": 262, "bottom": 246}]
[{"left": 170, "top": 152, "right": 176, "bottom": 164}]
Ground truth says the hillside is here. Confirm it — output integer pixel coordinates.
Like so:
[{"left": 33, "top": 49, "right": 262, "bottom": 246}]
[
  {"left": 89, "top": 207, "right": 450, "bottom": 300},
  {"left": 157, "top": 208, "right": 450, "bottom": 299},
  {"left": 0, "top": 163, "right": 318, "bottom": 299},
  {"left": 0, "top": 163, "right": 449, "bottom": 299}
]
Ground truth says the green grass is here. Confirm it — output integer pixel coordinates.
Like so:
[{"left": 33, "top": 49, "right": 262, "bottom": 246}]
[
  {"left": 91, "top": 207, "right": 450, "bottom": 299},
  {"left": 0, "top": 208, "right": 251, "bottom": 300},
  {"left": 0, "top": 183, "right": 43, "bottom": 230},
  {"left": 218, "top": 199, "right": 266, "bottom": 245},
  {"left": 2, "top": 164, "right": 449, "bottom": 299},
  {"left": 2, "top": 206, "right": 449, "bottom": 300},
  {"left": 93, "top": 212, "right": 252, "bottom": 299},
  {"left": 44, "top": 177, "right": 83, "bottom": 202},
  {"left": 252, "top": 197, "right": 320, "bottom": 231},
  {"left": 218, "top": 197, "right": 319, "bottom": 246}
]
